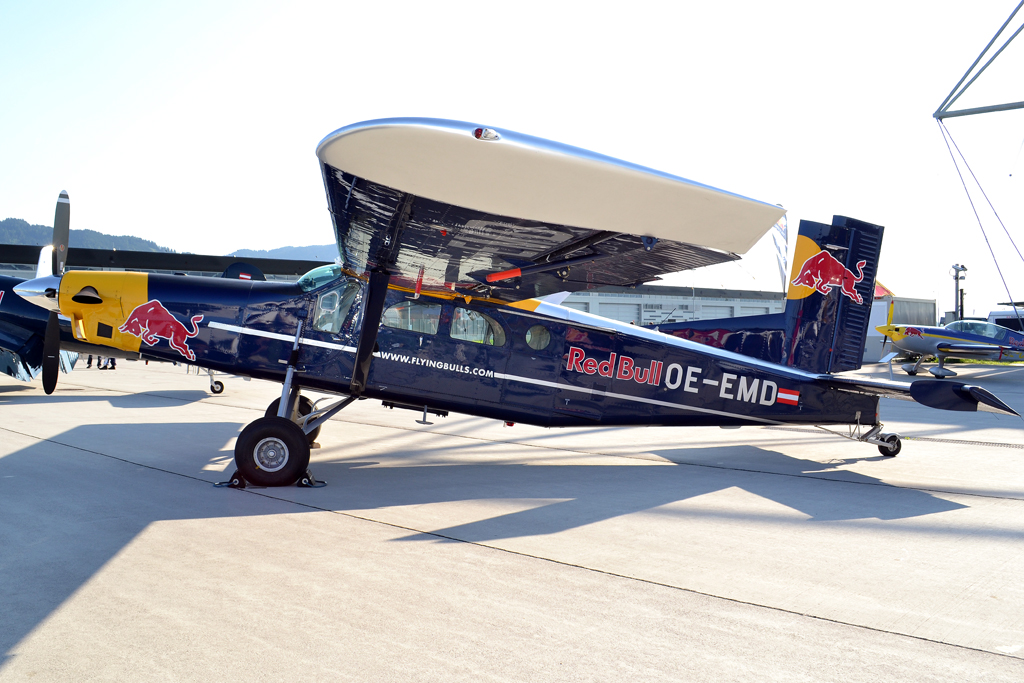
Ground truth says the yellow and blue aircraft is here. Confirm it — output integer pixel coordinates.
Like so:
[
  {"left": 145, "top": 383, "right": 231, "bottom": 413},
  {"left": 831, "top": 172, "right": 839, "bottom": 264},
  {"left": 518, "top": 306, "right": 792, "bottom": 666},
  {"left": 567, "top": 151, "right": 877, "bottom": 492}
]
[
  {"left": 12, "top": 119, "right": 1019, "bottom": 486},
  {"left": 876, "top": 319, "right": 1024, "bottom": 377}
]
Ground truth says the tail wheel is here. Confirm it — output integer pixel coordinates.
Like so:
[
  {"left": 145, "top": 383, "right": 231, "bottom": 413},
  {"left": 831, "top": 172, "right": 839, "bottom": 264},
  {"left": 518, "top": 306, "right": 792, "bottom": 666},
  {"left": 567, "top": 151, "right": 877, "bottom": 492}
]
[
  {"left": 210, "top": 380, "right": 225, "bottom": 394},
  {"left": 266, "top": 395, "right": 321, "bottom": 444},
  {"left": 878, "top": 434, "right": 902, "bottom": 457},
  {"left": 234, "top": 417, "right": 310, "bottom": 486}
]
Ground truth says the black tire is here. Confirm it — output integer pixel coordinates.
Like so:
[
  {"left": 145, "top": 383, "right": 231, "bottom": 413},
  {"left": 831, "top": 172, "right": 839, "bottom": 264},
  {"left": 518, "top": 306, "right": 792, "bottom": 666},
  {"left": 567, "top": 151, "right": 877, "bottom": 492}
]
[
  {"left": 266, "top": 395, "right": 321, "bottom": 444},
  {"left": 878, "top": 434, "right": 901, "bottom": 457},
  {"left": 210, "top": 380, "right": 225, "bottom": 394},
  {"left": 905, "top": 371, "right": 917, "bottom": 376},
  {"left": 234, "top": 416, "right": 310, "bottom": 486}
]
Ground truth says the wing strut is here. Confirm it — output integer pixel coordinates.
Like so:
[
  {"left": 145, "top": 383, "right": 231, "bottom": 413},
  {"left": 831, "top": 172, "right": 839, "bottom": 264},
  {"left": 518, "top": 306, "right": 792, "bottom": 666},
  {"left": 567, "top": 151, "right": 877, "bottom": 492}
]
[{"left": 348, "top": 193, "right": 413, "bottom": 395}]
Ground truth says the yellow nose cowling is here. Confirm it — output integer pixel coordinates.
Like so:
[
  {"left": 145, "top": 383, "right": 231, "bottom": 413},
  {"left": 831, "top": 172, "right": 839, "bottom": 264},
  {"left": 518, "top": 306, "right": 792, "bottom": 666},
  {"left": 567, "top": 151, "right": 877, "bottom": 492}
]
[
  {"left": 58, "top": 271, "right": 151, "bottom": 354},
  {"left": 875, "top": 325, "right": 904, "bottom": 341}
]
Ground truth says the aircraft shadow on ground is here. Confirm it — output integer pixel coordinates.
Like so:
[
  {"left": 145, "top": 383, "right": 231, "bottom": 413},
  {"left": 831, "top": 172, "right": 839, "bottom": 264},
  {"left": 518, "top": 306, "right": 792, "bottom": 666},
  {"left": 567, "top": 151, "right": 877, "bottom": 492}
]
[
  {"left": 0, "top": 389, "right": 212, "bottom": 409},
  {"left": 0, "top": 421, "right": 1010, "bottom": 665},
  {"left": 305, "top": 444, "right": 973, "bottom": 543}
]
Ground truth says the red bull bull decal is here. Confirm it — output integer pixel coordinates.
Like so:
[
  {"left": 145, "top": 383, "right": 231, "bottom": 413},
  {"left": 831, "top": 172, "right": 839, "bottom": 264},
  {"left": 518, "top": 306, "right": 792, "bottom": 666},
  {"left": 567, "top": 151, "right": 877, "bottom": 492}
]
[
  {"left": 905, "top": 327, "right": 924, "bottom": 337},
  {"left": 790, "top": 250, "right": 866, "bottom": 304},
  {"left": 119, "top": 299, "right": 204, "bottom": 361}
]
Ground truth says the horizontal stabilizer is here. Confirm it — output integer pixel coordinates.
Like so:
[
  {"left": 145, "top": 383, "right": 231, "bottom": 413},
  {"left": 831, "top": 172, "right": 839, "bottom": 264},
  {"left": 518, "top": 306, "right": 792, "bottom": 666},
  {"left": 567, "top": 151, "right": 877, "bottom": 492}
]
[{"left": 909, "top": 379, "right": 1019, "bottom": 416}]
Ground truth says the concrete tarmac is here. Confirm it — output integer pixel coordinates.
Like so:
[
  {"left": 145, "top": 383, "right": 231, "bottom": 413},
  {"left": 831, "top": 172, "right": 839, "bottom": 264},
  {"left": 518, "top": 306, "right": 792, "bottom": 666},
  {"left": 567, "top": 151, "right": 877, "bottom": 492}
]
[{"left": 2, "top": 360, "right": 1024, "bottom": 681}]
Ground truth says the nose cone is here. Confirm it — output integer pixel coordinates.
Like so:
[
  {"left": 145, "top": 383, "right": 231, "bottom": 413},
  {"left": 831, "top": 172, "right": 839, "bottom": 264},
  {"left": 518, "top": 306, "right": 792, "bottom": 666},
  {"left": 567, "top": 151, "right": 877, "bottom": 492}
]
[
  {"left": 13, "top": 275, "right": 63, "bottom": 312},
  {"left": 876, "top": 324, "right": 897, "bottom": 336}
]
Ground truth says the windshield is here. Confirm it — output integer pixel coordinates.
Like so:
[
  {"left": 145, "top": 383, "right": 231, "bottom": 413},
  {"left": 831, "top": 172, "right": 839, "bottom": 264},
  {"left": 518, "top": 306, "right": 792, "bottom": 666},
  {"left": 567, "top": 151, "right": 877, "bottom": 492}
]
[{"left": 297, "top": 264, "right": 344, "bottom": 292}]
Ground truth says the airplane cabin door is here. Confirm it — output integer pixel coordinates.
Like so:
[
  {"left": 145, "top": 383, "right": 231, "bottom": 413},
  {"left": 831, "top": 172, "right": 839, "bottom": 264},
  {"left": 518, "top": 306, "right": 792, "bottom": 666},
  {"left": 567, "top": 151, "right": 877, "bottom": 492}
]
[{"left": 499, "top": 311, "right": 565, "bottom": 425}]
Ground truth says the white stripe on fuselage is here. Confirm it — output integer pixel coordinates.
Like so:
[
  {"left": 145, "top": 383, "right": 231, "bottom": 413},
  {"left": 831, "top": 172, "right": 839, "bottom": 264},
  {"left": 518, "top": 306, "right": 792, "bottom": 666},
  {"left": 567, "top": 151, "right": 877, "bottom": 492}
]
[
  {"left": 492, "top": 371, "right": 783, "bottom": 424},
  {"left": 207, "top": 321, "right": 357, "bottom": 352},
  {"left": 208, "top": 320, "right": 787, "bottom": 424}
]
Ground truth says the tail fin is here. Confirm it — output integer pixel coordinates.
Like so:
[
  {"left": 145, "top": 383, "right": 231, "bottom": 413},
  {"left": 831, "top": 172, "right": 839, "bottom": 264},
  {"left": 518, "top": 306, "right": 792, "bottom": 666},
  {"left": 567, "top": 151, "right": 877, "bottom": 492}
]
[{"left": 654, "top": 215, "right": 884, "bottom": 374}]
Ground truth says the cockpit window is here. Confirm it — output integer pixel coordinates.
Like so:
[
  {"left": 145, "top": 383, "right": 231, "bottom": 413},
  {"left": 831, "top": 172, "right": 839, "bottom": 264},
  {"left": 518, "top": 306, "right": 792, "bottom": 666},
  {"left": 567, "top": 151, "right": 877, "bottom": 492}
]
[
  {"left": 297, "top": 264, "right": 344, "bottom": 292},
  {"left": 944, "top": 321, "right": 963, "bottom": 332},
  {"left": 451, "top": 308, "right": 506, "bottom": 346},
  {"left": 382, "top": 301, "right": 442, "bottom": 334},
  {"left": 964, "top": 322, "right": 1007, "bottom": 340},
  {"left": 312, "top": 281, "right": 362, "bottom": 335}
]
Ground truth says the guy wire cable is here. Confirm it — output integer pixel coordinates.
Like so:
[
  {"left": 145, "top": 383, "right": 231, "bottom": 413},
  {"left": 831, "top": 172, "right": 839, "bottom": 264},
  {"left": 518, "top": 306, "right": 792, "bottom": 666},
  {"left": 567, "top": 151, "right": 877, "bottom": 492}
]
[{"left": 937, "top": 119, "right": 1024, "bottom": 330}]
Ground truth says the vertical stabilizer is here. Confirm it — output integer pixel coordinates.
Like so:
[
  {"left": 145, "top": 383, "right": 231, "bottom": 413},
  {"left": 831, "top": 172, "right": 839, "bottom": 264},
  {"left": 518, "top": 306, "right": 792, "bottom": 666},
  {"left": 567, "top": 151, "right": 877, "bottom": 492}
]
[
  {"left": 783, "top": 216, "right": 883, "bottom": 373},
  {"left": 654, "top": 215, "right": 884, "bottom": 374}
]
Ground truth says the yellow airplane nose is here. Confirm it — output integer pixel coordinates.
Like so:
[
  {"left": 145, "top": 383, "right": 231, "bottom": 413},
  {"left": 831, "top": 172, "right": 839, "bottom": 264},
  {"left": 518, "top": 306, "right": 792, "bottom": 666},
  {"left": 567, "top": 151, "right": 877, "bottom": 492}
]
[{"left": 875, "top": 325, "right": 897, "bottom": 336}]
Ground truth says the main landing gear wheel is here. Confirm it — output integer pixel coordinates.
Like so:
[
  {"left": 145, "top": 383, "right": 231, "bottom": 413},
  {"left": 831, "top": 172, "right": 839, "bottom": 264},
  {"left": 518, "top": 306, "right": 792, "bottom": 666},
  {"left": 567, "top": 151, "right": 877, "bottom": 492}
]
[
  {"left": 234, "top": 416, "right": 311, "bottom": 487},
  {"left": 878, "top": 434, "right": 902, "bottom": 457},
  {"left": 210, "top": 380, "right": 225, "bottom": 394},
  {"left": 266, "top": 395, "right": 320, "bottom": 444}
]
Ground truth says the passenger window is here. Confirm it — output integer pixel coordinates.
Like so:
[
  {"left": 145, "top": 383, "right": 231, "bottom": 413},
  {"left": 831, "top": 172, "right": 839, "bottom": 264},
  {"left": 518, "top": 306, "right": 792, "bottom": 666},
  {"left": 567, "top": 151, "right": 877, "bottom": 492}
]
[
  {"left": 451, "top": 308, "right": 506, "bottom": 346},
  {"left": 312, "top": 281, "right": 361, "bottom": 334},
  {"left": 526, "top": 324, "right": 551, "bottom": 350},
  {"left": 382, "top": 300, "right": 441, "bottom": 334}
]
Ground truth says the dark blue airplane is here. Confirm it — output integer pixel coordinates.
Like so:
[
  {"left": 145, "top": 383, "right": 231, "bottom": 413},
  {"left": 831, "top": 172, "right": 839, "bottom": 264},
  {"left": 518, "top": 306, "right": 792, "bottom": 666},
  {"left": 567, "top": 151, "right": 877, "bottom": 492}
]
[{"left": 13, "top": 118, "right": 1018, "bottom": 488}]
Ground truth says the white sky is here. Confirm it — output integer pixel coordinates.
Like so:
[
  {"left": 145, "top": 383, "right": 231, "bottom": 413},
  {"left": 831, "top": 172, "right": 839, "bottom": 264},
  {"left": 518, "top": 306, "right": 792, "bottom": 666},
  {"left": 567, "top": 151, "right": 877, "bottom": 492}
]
[{"left": 2, "top": 1, "right": 1023, "bottom": 317}]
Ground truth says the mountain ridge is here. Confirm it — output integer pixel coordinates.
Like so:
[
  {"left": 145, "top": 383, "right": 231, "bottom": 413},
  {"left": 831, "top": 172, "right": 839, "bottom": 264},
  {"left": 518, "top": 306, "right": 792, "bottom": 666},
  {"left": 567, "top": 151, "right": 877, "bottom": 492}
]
[{"left": 0, "top": 217, "right": 335, "bottom": 260}]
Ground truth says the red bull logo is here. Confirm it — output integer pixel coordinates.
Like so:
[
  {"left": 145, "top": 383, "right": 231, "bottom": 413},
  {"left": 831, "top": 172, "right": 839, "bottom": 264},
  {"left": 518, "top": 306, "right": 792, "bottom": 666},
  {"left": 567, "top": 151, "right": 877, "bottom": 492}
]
[
  {"left": 119, "top": 299, "right": 204, "bottom": 361},
  {"left": 905, "top": 327, "right": 924, "bottom": 338},
  {"left": 566, "top": 347, "right": 663, "bottom": 385},
  {"left": 791, "top": 250, "right": 866, "bottom": 304}
]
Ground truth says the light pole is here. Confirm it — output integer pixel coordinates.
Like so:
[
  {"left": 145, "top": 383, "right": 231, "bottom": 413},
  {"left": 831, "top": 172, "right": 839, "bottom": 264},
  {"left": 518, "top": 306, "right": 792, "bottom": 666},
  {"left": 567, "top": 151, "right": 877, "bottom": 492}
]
[{"left": 951, "top": 264, "right": 967, "bottom": 321}]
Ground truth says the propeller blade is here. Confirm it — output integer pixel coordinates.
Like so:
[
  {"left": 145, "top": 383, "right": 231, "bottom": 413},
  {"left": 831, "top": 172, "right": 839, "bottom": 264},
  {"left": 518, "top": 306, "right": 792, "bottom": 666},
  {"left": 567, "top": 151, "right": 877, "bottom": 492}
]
[
  {"left": 42, "top": 311, "right": 60, "bottom": 394},
  {"left": 52, "top": 190, "right": 70, "bottom": 277}
]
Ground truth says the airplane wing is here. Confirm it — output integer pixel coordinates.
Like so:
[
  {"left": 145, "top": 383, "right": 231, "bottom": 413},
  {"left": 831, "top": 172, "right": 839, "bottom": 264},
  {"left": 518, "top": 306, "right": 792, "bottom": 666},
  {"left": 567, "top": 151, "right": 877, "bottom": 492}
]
[
  {"left": 316, "top": 118, "right": 786, "bottom": 302},
  {"left": 936, "top": 342, "right": 1005, "bottom": 355}
]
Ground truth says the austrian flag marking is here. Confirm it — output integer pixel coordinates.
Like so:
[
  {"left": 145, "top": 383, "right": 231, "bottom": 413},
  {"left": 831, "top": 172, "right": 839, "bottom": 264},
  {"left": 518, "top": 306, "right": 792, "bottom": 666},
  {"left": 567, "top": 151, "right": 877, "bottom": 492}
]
[{"left": 777, "top": 388, "right": 800, "bottom": 406}]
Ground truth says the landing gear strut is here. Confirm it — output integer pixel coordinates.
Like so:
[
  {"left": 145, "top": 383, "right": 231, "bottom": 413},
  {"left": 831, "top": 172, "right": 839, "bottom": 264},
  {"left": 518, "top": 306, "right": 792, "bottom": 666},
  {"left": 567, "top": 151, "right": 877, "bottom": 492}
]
[
  {"left": 267, "top": 395, "right": 321, "bottom": 444},
  {"left": 815, "top": 422, "right": 903, "bottom": 457},
  {"left": 901, "top": 356, "right": 926, "bottom": 376},
  {"left": 227, "top": 322, "right": 359, "bottom": 487}
]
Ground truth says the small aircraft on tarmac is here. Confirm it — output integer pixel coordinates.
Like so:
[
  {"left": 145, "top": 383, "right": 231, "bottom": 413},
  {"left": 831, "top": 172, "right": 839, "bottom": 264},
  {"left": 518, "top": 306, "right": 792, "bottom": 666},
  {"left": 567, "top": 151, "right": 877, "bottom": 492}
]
[
  {"left": 875, "top": 319, "right": 1024, "bottom": 377},
  {"left": 0, "top": 216, "right": 295, "bottom": 393},
  {"left": 12, "top": 118, "right": 1019, "bottom": 487}
]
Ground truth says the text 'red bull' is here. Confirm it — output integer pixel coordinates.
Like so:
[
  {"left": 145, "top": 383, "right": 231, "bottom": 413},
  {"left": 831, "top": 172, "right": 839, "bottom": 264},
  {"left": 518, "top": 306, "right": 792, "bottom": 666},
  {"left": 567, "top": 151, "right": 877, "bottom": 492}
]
[
  {"left": 566, "top": 346, "right": 663, "bottom": 385},
  {"left": 119, "top": 299, "right": 204, "bottom": 361},
  {"left": 791, "top": 249, "right": 866, "bottom": 304}
]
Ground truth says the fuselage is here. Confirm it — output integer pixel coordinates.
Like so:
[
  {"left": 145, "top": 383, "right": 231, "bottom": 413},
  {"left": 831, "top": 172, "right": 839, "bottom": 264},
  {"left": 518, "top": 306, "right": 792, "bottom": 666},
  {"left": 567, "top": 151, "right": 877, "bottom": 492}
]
[{"left": 48, "top": 266, "right": 878, "bottom": 429}]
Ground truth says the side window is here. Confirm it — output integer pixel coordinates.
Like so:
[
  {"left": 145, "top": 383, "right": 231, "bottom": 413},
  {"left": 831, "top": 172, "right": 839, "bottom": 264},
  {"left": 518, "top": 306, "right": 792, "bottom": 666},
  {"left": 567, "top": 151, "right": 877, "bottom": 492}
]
[
  {"left": 382, "top": 301, "right": 441, "bottom": 334},
  {"left": 312, "top": 281, "right": 361, "bottom": 334},
  {"left": 945, "top": 321, "right": 962, "bottom": 332},
  {"left": 451, "top": 308, "right": 506, "bottom": 346},
  {"left": 526, "top": 324, "right": 551, "bottom": 350}
]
